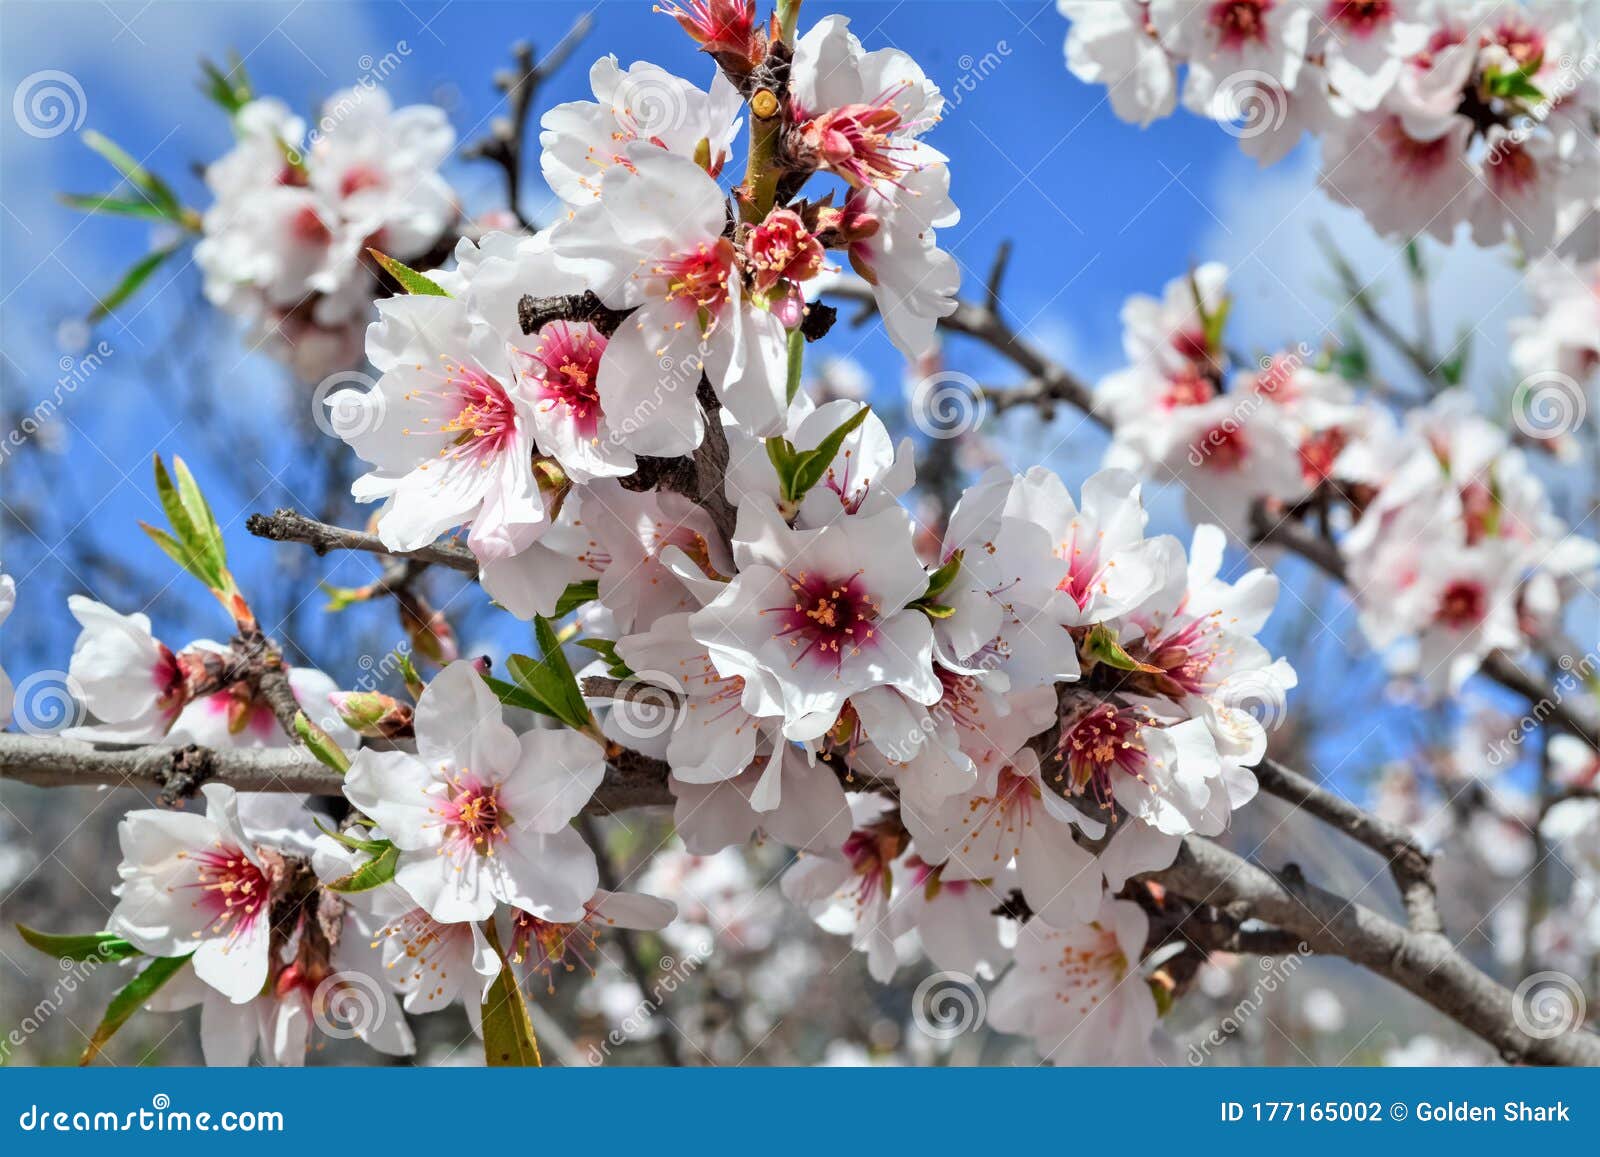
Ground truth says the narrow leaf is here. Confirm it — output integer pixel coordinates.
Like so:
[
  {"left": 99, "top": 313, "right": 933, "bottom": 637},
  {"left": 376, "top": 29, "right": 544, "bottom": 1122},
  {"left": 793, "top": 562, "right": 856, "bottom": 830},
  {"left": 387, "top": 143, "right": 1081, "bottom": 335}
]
[
  {"left": 90, "top": 245, "right": 178, "bottom": 322},
  {"left": 325, "top": 843, "right": 399, "bottom": 893},
  {"left": 922, "top": 550, "right": 963, "bottom": 602},
  {"left": 82, "top": 130, "right": 182, "bottom": 216},
  {"left": 294, "top": 711, "right": 351, "bottom": 773},
  {"left": 554, "top": 579, "right": 600, "bottom": 618},
  {"left": 784, "top": 324, "right": 805, "bottom": 404},
  {"left": 367, "top": 249, "right": 450, "bottom": 296},
  {"left": 482, "top": 672, "right": 558, "bottom": 717},
  {"left": 80, "top": 954, "right": 191, "bottom": 1065},
  {"left": 789, "top": 405, "right": 871, "bottom": 500},
  {"left": 481, "top": 921, "right": 541, "bottom": 1067},
  {"left": 173, "top": 455, "right": 227, "bottom": 584},
  {"left": 17, "top": 926, "right": 141, "bottom": 963},
  {"left": 59, "top": 193, "right": 181, "bottom": 223}
]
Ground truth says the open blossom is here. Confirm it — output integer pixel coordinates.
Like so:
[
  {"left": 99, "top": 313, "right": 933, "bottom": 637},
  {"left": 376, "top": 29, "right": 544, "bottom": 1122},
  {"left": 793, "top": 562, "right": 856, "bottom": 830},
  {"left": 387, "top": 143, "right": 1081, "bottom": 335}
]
[
  {"left": 109, "top": 785, "right": 296, "bottom": 1003},
  {"left": 1149, "top": 0, "right": 1313, "bottom": 117},
  {"left": 196, "top": 86, "right": 457, "bottom": 380},
  {"left": 507, "top": 888, "right": 676, "bottom": 994},
  {"left": 1510, "top": 257, "right": 1600, "bottom": 393},
  {"left": 689, "top": 499, "right": 939, "bottom": 743},
  {"left": 1058, "top": 1, "right": 1177, "bottom": 127},
  {"left": 61, "top": 596, "right": 184, "bottom": 743},
  {"left": 552, "top": 147, "right": 792, "bottom": 452},
  {"left": 842, "top": 162, "right": 960, "bottom": 361},
  {"left": 987, "top": 893, "right": 1162, "bottom": 1065},
  {"left": 789, "top": 15, "right": 946, "bottom": 190},
  {"left": 724, "top": 396, "right": 915, "bottom": 528},
  {"left": 1316, "top": 0, "right": 1428, "bottom": 111},
  {"left": 886, "top": 856, "right": 1015, "bottom": 979},
  {"left": 312, "top": 835, "right": 500, "bottom": 1030},
  {"left": 668, "top": 741, "right": 853, "bottom": 854},
  {"left": 539, "top": 56, "right": 743, "bottom": 205},
  {"left": 343, "top": 662, "right": 603, "bottom": 923},
  {"left": 335, "top": 293, "right": 546, "bottom": 564}
]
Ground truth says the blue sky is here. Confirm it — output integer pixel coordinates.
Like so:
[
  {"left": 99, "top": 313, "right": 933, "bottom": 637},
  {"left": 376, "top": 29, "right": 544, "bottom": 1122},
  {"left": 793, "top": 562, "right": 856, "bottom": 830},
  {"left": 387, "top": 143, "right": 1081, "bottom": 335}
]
[{"left": 0, "top": 0, "right": 1555, "bottom": 782}]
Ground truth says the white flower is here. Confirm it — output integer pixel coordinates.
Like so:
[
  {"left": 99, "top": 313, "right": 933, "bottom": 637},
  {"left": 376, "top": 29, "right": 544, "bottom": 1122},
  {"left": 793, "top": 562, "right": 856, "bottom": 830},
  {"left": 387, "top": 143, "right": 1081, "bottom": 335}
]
[
  {"left": 337, "top": 294, "right": 547, "bottom": 563},
  {"left": 842, "top": 162, "right": 960, "bottom": 361},
  {"left": 1150, "top": 0, "right": 1313, "bottom": 116},
  {"left": 342, "top": 662, "right": 603, "bottom": 923},
  {"left": 987, "top": 893, "right": 1161, "bottom": 1064},
  {"left": 170, "top": 662, "right": 355, "bottom": 750},
  {"left": 689, "top": 499, "right": 939, "bottom": 742},
  {"left": 781, "top": 795, "right": 917, "bottom": 981},
  {"left": 903, "top": 746, "right": 1106, "bottom": 928},
  {"left": 1059, "top": 1, "right": 1177, "bottom": 127},
  {"left": 109, "top": 784, "right": 293, "bottom": 1003},
  {"left": 1320, "top": 111, "right": 1475, "bottom": 242},
  {"left": 507, "top": 888, "right": 677, "bottom": 993},
  {"left": 540, "top": 56, "right": 743, "bottom": 205},
  {"left": 551, "top": 148, "right": 792, "bottom": 452},
  {"left": 886, "top": 855, "right": 1015, "bottom": 979},
  {"left": 724, "top": 396, "right": 915, "bottom": 527},
  {"left": 313, "top": 835, "right": 500, "bottom": 1028},
  {"left": 61, "top": 596, "right": 184, "bottom": 743},
  {"left": 669, "top": 741, "right": 852, "bottom": 854},
  {"left": 1317, "top": 0, "right": 1428, "bottom": 112}
]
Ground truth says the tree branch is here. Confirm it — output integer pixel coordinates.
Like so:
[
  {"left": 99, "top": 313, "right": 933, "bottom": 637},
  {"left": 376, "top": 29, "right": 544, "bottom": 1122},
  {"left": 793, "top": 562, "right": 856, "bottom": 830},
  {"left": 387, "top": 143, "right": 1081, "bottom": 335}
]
[
  {"left": 246, "top": 508, "right": 478, "bottom": 575},
  {"left": 1254, "top": 758, "right": 1440, "bottom": 934},
  {"left": 1150, "top": 837, "right": 1600, "bottom": 1066},
  {"left": 0, "top": 732, "right": 673, "bottom": 813},
  {"left": 463, "top": 18, "right": 592, "bottom": 231}
]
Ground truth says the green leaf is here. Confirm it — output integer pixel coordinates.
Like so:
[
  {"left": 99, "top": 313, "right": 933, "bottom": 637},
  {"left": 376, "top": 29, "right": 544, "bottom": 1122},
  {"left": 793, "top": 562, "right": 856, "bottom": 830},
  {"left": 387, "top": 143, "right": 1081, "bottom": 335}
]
[
  {"left": 17, "top": 926, "right": 142, "bottom": 963},
  {"left": 294, "top": 711, "right": 351, "bottom": 773},
  {"left": 1485, "top": 62, "right": 1544, "bottom": 102},
  {"left": 173, "top": 456, "right": 227, "bottom": 583},
  {"left": 922, "top": 551, "right": 963, "bottom": 603},
  {"left": 481, "top": 921, "right": 541, "bottom": 1067},
  {"left": 367, "top": 248, "right": 450, "bottom": 296},
  {"left": 198, "top": 56, "right": 253, "bottom": 116},
  {"left": 145, "top": 454, "right": 228, "bottom": 590},
  {"left": 1082, "top": 622, "right": 1161, "bottom": 674},
  {"left": 80, "top": 954, "right": 191, "bottom": 1065},
  {"left": 505, "top": 617, "right": 593, "bottom": 733},
  {"left": 82, "top": 130, "right": 182, "bottom": 218},
  {"left": 325, "top": 843, "right": 399, "bottom": 893},
  {"left": 910, "top": 600, "right": 956, "bottom": 619},
  {"left": 784, "top": 324, "right": 805, "bottom": 404},
  {"left": 59, "top": 192, "right": 184, "bottom": 223},
  {"left": 789, "top": 405, "right": 870, "bottom": 501},
  {"left": 576, "top": 637, "right": 632, "bottom": 679},
  {"left": 89, "top": 244, "right": 179, "bottom": 322},
  {"left": 312, "top": 819, "right": 389, "bottom": 856},
  {"left": 397, "top": 650, "right": 425, "bottom": 700},
  {"left": 1439, "top": 333, "right": 1471, "bottom": 386},
  {"left": 554, "top": 579, "right": 600, "bottom": 618},
  {"left": 482, "top": 672, "right": 557, "bottom": 716}
]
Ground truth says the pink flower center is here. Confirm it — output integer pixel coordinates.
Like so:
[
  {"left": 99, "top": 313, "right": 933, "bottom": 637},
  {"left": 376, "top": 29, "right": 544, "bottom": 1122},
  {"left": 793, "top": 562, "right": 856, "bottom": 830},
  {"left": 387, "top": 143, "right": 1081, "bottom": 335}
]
[
  {"left": 1484, "top": 141, "right": 1540, "bottom": 197},
  {"left": 1209, "top": 0, "right": 1273, "bottom": 50},
  {"left": 1162, "top": 367, "right": 1216, "bottom": 409},
  {"left": 660, "top": 0, "right": 759, "bottom": 61},
  {"left": 520, "top": 321, "right": 606, "bottom": 436},
  {"left": 744, "top": 209, "right": 825, "bottom": 291},
  {"left": 1058, "top": 703, "right": 1146, "bottom": 805},
  {"left": 767, "top": 569, "right": 880, "bottom": 669},
  {"left": 801, "top": 89, "right": 917, "bottom": 189},
  {"left": 289, "top": 204, "right": 331, "bottom": 246},
  {"left": 1196, "top": 423, "right": 1250, "bottom": 471},
  {"left": 435, "top": 775, "right": 509, "bottom": 858},
  {"left": 1493, "top": 18, "right": 1546, "bottom": 69},
  {"left": 1436, "top": 580, "right": 1487, "bottom": 629},
  {"left": 430, "top": 364, "right": 519, "bottom": 463},
  {"left": 1142, "top": 615, "right": 1223, "bottom": 698},
  {"left": 509, "top": 908, "right": 593, "bottom": 994},
  {"left": 1056, "top": 525, "right": 1108, "bottom": 611},
  {"left": 657, "top": 238, "right": 736, "bottom": 313},
  {"left": 184, "top": 845, "right": 270, "bottom": 943},
  {"left": 1327, "top": 0, "right": 1392, "bottom": 36},
  {"left": 1299, "top": 427, "right": 1349, "bottom": 484},
  {"left": 1379, "top": 116, "right": 1454, "bottom": 177},
  {"left": 339, "top": 164, "right": 386, "bottom": 198}
]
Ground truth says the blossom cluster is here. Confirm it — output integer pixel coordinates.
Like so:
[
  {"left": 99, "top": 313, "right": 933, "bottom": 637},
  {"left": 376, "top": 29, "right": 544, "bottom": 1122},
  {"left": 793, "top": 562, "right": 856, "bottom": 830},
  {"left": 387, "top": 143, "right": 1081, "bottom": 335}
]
[
  {"left": 1093, "top": 261, "right": 1599, "bottom": 694},
  {"left": 1059, "top": 0, "right": 1600, "bottom": 252},
  {"left": 36, "top": 6, "right": 1303, "bottom": 1067},
  {"left": 194, "top": 86, "right": 459, "bottom": 380}
]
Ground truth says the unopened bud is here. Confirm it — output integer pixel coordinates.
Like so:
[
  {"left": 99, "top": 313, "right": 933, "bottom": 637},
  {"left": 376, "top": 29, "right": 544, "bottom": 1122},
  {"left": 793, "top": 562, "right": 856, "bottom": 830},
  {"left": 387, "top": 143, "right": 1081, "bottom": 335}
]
[{"left": 329, "top": 690, "right": 414, "bottom": 739}]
